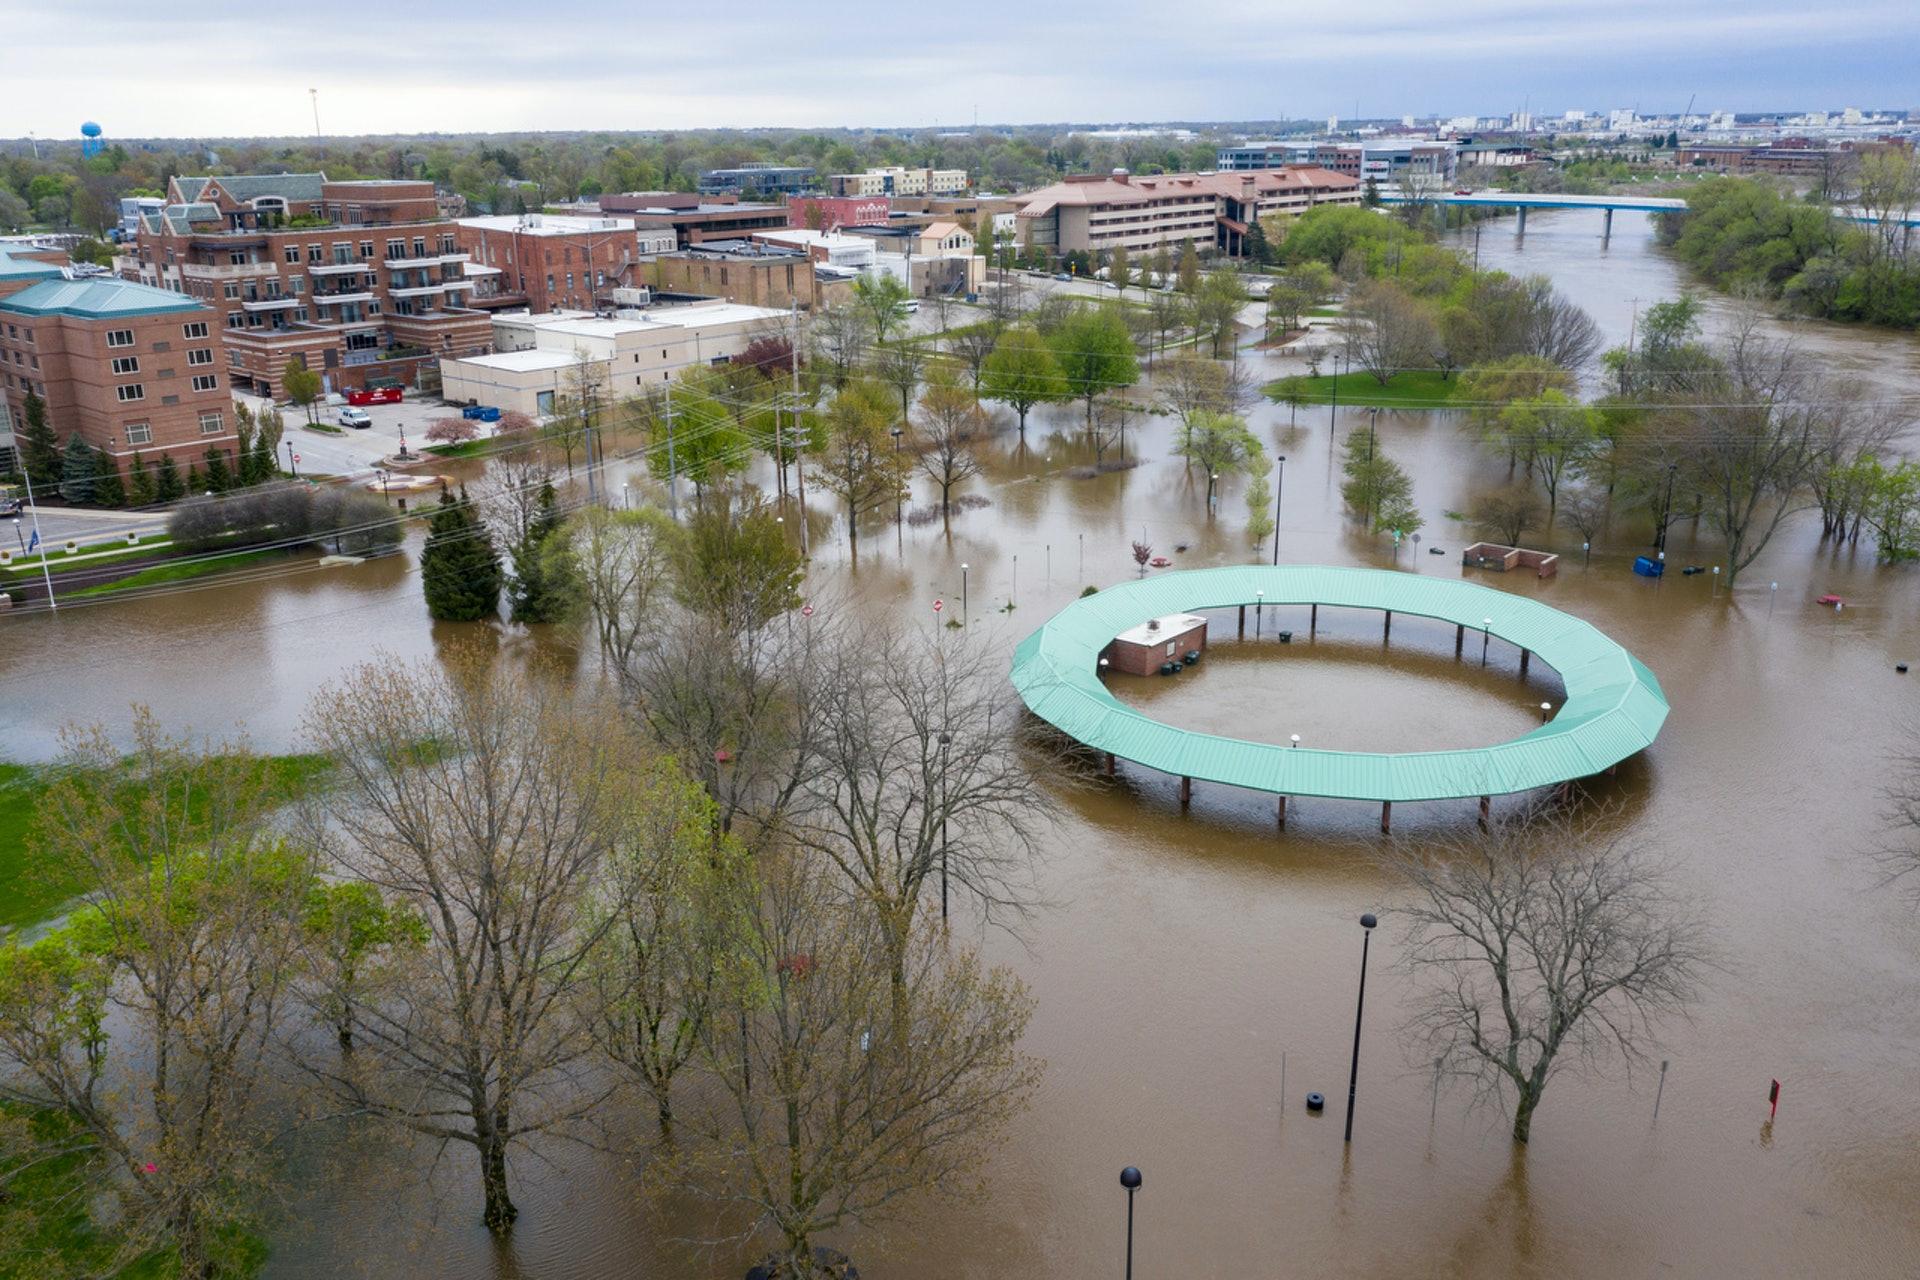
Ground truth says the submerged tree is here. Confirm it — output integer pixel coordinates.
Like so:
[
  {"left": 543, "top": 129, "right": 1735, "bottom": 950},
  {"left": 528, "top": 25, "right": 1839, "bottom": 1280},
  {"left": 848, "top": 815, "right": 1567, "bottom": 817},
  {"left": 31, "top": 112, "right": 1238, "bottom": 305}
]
[{"left": 1385, "top": 811, "right": 1708, "bottom": 1144}]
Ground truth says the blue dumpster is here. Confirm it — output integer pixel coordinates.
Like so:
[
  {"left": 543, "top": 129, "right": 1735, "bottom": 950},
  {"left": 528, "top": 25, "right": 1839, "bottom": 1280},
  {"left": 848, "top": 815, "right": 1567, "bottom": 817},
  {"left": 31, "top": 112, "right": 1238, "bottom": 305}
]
[{"left": 1633, "top": 555, "right": 1664, "bottom": 578}]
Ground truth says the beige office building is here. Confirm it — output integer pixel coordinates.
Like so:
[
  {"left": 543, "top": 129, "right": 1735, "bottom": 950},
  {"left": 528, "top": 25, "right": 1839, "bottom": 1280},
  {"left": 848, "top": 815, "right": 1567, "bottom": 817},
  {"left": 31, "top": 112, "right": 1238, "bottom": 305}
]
[{"left": 1015, "top": 167, "right": 1361, "bottom": 258}]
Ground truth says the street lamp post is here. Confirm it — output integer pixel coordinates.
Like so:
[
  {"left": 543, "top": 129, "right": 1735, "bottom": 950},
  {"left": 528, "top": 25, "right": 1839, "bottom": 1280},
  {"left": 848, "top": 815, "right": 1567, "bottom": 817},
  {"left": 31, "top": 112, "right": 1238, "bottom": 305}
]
[
  {"left": 1481, "top": 617, "right": 1493, "bottom": 667},
  {"left": 1271, "top": 454, "right": 1286, "bottom": 565},
  {"left": 1119, "top": 1167, "right": 1142, "bottom": 1280},
  {"left": 285, "top": 441, "right": 299, "bottom": 478},
  {"left": 1255, "top": 588, "right": 1264, "bottom": 637},
  {"left": 10, "top": 517, "right": 22, "bottom": 553},
  {"left": 1344, "top": 912, "right": 1379, "bottom": 1143},
  {"left": 891, "top": 426, "right": 904, "bottom": 524},
  {"left": 938, "top": 731, "right": 952, "bottom": 924},
  {"left": 1657, "top": 463, "right": 1677, "bottom": 553},
  {"left": 961, "top": 563, "right": 969, "bottom": 624}
]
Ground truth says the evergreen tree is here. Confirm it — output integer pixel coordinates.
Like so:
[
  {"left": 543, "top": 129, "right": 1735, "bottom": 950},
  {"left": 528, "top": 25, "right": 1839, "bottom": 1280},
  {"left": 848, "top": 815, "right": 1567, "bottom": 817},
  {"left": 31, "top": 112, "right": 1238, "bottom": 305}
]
[
  {"left": 127, "top": 451, "right": 156, "bottom": 505},
  {"left": 19, "top": 390, "right": 60, "bottom": 490},
  {"left": 509, "top": 480, "right": 566, "bottom": 623},
  {"left": 420, "top": 485, "right": 502, "bottom": 622},
  {"left": 155, "top": 453, "right": 183, "bottom": 502},
  {"left": 203, "top": 447, "right": 232, "bottom": 493},
  {"left": 1244, "top": 219, "right": 1271, "bottom": 266},
  {"left": 186, "top": 462, "right": 202, "bottom": 495},
  {"left": 91, "top": 447, "right": 125, "bottom": 508},
  {"left": 59, "top": 433, "right": 97, "bottom": 504},
  {"left": 251, "top": 430, "right": 277, "bottom": 482}
]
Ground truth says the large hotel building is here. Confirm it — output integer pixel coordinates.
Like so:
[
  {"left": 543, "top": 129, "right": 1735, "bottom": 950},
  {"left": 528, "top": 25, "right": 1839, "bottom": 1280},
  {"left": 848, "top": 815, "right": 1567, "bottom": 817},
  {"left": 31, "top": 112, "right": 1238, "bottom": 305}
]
[
  {"left": 124, "top": 174, "right": 491, "bottom": 400},
  {"left": 1014, "top": 167, "right": 1361, "bottom": 259}
]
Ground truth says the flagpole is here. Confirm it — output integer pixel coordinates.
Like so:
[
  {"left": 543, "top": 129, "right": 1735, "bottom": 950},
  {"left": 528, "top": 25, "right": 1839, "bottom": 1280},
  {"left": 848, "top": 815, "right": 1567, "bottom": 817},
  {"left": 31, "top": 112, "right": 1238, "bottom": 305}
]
[{"left": 19, "top": 466, "right": 56, "bottom": 611}]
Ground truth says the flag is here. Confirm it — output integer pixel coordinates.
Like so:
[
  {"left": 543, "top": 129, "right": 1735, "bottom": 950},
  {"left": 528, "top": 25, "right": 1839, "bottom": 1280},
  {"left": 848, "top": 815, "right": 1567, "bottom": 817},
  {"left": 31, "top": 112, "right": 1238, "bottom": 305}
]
[{"left": 26, "top": 529, "right": 37, "bottom": 552}]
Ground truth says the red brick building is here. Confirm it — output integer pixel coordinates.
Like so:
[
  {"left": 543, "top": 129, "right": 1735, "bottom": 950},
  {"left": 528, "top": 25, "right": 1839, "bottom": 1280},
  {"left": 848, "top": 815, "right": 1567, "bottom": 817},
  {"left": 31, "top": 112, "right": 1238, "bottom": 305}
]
[
  {"left": 455, "top": 213, "right": 653, "bottom": 313},
  {"left": 125, "top": 173, "right": 491, "bottom": 399},
  {"left": 786, "top": 196, "right": 891, "bottom": 230},
  {"left": 1102, "top": 614, "right": 1210, "bottom": 676},
  {"left": 2, "top": 248, "right": 236, "bottom": 469}
]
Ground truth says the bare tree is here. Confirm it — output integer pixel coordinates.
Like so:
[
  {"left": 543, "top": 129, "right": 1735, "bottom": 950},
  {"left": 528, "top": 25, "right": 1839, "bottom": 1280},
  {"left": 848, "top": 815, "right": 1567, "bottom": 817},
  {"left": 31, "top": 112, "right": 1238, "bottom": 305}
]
[
  {"left": 1469, "top": 484, "right": 1546, "bottom": 545},
  {"left": 914, "top": 372, "right": 988, "bottom": 526},
  {"left": 810, "top": 300, "right": 871, "bottom": 390},
  {"left": 301, "top": 655, "right": 645, "bottom": 1233},
  {"left": 946, "top": 318, "right": 1002, "bottom": 391},
  {"left": 1518, "top": 277, "right": 1603, "bottom": 372},
  {"left": 1386, "top": 811, "right": 1708, "bottom": 1143},
  {"left": 1558, "top": 485, "right": 1609, "bottom": 548},
  {"left": 557, "top": 504, "right": 677, "bottom": 673},
  {"left": 672, "top": 854, "right": 1041, "bottom": 1278},
  {"left": 1351, "top": 280, "right": 1438, "bottom": 386},
  {"left": 0, "top": 716, "right": 312, "bottom": 1277},
  {"left": 1875, "top": 727, "right": 1920, "bottom": 896},
  {"left": 548, "top": 345, "right": 604, "bottom": 476},
  {"left": 787, "top": 627, "right": 1068, "bottom": 1013}
]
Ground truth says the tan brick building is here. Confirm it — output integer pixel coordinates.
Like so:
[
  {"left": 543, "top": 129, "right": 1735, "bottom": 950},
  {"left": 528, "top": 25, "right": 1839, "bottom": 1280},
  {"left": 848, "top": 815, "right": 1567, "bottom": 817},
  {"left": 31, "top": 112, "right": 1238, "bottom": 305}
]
[
  {"left": 1015, "top": 167, "right": 1361, "bottom": 259},
  {"left": 649, "top": 248, "right": 820, "bottom": 309},
  {"left": 126, "top": 174, "right": 491, "bottom": 400},
  {"left": 2, "top": 249, "right": 236, "bottom": 469}
]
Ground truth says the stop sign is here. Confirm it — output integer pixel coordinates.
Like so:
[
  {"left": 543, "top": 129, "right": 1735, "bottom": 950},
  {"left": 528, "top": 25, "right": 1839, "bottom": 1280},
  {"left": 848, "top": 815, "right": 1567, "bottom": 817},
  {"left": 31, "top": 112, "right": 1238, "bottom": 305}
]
[
  {"left": 293, "top": 453, "right": 301, "bottom": 464},
  {"left": 933, "top": 599, "right": 944, "bottom": 613},
  {"left": 801, "top": 603, "right": 814, "bottom": 618}
]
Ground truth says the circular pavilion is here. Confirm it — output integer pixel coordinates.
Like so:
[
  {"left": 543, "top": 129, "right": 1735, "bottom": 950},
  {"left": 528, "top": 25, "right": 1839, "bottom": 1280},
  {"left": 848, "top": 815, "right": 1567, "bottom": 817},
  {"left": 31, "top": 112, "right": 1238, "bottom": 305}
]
[{"left": 1009, "top": 565, "right": 1668, "bottom": 828}]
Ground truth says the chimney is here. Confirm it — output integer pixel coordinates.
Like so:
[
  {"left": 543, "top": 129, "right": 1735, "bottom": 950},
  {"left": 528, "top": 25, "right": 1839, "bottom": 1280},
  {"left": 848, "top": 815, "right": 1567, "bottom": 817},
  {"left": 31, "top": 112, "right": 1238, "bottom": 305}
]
[{"left": 1111, "top": 168, "right": 1130, "bottom": 184}]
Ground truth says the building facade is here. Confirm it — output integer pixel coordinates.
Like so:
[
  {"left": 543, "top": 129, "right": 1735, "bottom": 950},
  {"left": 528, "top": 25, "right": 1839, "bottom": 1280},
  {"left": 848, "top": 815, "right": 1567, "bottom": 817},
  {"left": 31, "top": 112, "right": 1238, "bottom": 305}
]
[
  {"left": 125, "top": 174, "right": 491, "bottom": 400},
  {"left": 456, "top": 214, "right": 644, "bottom": 313},
  {"left": 698, "top": 165, "right": 816, "bottom": 197},
  {"left": 1217, "top": 141, "right": 1457, "bottom": 184},
  {"left": 785, "top": 196, "right": 892, "bottom": 230},
  {"left": 2, "top": 249, "right": 236, "bottom": 469},
  {"left": 648, "top": 245, "right": 820, "bottom": 309},
  {"left": 827, "top": 167, "right": 968, "bottom": 198},
  {"left": 1015, "top": 167, "right": 1360, "bottom": 258},
  {"left": 749, "top": 230, "right": 879, "bottom": 271}
]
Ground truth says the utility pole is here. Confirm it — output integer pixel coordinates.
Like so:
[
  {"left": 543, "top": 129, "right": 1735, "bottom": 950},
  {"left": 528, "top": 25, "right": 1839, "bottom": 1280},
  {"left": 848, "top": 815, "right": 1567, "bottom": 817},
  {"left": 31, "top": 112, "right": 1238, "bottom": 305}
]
[
  {"left": 18, "top": 467, "right": 56, "bottom": 610},
  {"left": 663, "top": 381, "right": 678, "bottom": 520},
  {"left": 309, "top": 88, "right": 321, "bottom": 140},
  {"left": 790, "top": 299, "right": 810, "bottom": 555}
]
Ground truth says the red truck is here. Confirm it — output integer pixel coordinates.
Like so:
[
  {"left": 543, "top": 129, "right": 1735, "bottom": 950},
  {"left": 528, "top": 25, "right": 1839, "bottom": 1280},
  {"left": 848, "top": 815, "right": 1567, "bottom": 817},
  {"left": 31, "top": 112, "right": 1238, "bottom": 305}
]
[{"left": 345, "top": 386, "right": 403, "bottom": 406}]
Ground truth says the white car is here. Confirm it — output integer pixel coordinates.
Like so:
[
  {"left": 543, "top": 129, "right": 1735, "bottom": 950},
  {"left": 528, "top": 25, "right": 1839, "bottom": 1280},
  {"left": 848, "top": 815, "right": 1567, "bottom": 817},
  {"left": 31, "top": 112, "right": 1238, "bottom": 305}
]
[{"left": 337, "top": 407, "right": 373, "bottom": 429}]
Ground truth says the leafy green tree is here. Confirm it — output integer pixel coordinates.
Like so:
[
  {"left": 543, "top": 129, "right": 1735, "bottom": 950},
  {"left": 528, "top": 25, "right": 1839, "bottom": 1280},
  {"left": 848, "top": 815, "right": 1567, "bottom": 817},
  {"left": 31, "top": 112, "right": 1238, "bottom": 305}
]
[
  {"left": 283, "top": 364, "right": 322, "bottom": 425},
  {"left": 18, "top": 390, "right": 60, "bottom": 490},
  {"left": 1340, "top": 429, "right": 1421, "bottom": 535},
  {"left": 809, "top": 379, "right": 901, "bottom": 555},
  {"left": 673, "top": 481, "right": 804, "bottom": 631},
  {"left": 155, "top": 453, "right": 184, "bottom": 502},
  {"left": 1176, "top": 240, "right": 1201, "bottom": 294},
  {"left": 1047, "top": 307, "right": 1138, "bottom": 427},
  {"left": 59, "top": 433, "right": 96, "bottom": 503},
  {"left": 1862, "top": 457, "right": 1920, "bottom": 561},
  {"left": 91, "top": 447, "right": 125, "bottom": 508},
  {"left": 126, "top": 451, "right": 156, "bottom": 505},
  {"left": 981, "top": 325, "right": 1068, "bottom": 436},
  {"left": 1191, "top": 270, "right": 1249, "bottom": 358},
  {"left": 509, "top": 480, "right": 568, "bottom": 623},
  {"left": 421, "top": 485, "right": 502, "bottom": 621},
  {"left": 1177, "top": 410, "right": 1259, "bottom": 514},
  {"left": 1244, "top": 219, "right": 1271, "bottom": 265},
  {"left": 1498, "top": 390, "right": 1599, "bottom": 522},
  {"left": 853, "top": 273, "right": 912, "bottom": 345},
  {"left": 646, "top": 372, "right": 749, "bottom": 499},
  {"left": 1108, "top": 243, "right": 1132, "bottom": 291}
]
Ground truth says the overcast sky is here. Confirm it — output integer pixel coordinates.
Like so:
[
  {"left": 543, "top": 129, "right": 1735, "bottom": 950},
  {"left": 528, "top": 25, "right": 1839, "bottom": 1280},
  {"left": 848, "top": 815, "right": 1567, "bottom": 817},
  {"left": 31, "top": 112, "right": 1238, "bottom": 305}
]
[{"left": 4, "top": 0, "right": 1914, "bottom": 140}]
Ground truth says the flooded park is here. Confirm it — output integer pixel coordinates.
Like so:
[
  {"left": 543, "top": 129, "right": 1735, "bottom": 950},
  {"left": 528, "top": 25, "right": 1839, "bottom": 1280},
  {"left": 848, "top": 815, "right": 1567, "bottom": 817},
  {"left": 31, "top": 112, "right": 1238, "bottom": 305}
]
[{"left": 4, "top": 208, "right": 1920, "bottom": 1277}]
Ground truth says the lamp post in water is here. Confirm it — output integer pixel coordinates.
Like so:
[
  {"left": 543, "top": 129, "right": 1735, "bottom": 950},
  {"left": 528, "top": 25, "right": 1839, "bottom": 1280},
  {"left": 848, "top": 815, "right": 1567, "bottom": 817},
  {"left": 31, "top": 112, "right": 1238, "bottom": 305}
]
[
  {"left": 1119, "top": 1166, "right": 1142, "bottom": 1279},
  {"left": 1344, "top": 913, "right": 1379, "bottom": 1142}
]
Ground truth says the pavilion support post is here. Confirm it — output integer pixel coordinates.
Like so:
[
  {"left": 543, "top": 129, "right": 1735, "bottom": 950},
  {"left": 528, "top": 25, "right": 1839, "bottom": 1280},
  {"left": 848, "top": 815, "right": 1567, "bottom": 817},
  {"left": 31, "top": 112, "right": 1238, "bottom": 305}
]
[
  {"left": 1180, "top": 775, "right": 1192, "bottom": 808},
  {"left": 1310, "top": 603, "right": 1318, "bottom": 637},
  {"left": 1455, "top": 623, "right": 1464, "bottom": 657},
  {"left": 1238, "top": 605, "right": 1246, "bottom": 638},
  {"left": 1276, "top": 795, "right": 1287, "bottom": 829},
  {"left": 1603, "top": 207, "right": 1613, "bottom": 243},
  {"left": 1478, "top": 795, "right": 1491, "bottom": 827},
  {"left": 1383, "top": 610, "right": 1392, "bottom": 643},
  {"left": 1606, "top": 762, "right": 1618, "bottom": 777},
  {"left": 1520, "top": 649, "right": 1531, "bottom": 676},
  {"left": 1380, "top": 800, "right": 1392, "bottom": 833},
  {"left": 1517, "top": 205, "right": 1528, "bottom": 235},
  {"left": 1105, "top": 752, "right": 1116, "bottom": 777}
]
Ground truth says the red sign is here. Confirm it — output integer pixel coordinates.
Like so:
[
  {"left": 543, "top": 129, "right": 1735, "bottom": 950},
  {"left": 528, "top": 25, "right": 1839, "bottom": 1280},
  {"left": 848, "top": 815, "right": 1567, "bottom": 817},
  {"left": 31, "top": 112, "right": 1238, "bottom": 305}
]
[
  {"left": 933, "top": 599, "right": 944, "bottom": 613},
  {"left": 801, "top": 603, "right": 814, "bottom": 618},
  {"left": 292, "top": 453, "right": 301, "bottom": 464},
  {"left": 1769, "top": 1078, "right": 1781, "bottom": 1118}
]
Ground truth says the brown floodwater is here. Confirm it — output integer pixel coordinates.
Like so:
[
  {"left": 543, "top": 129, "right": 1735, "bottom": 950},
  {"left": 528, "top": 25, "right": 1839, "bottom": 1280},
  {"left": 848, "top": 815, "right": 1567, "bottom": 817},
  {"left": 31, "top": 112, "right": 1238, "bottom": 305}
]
[{"left": 4, "top": 210, "right": 1920, "bottom": 1278}]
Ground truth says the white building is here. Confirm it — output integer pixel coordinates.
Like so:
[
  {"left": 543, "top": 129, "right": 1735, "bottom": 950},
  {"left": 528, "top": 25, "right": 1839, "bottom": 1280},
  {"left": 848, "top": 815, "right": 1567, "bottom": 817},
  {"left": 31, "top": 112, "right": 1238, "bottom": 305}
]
[
  {"left": 1608, "top": 109, "right": 1637, "bottom": 132},
  {"left": 439, "top": 300, "right": 789, "bottom": 416},
  {"left": 748, "top": 229, "right": 878, "bottom": 271}
]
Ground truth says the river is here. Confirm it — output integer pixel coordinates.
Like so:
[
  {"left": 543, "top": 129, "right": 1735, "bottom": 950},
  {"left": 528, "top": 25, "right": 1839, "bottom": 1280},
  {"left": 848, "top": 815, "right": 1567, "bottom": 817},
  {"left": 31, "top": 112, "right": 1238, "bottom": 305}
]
[{"left": 4, "top": 209, "right": 1920, "bottom": 1278}]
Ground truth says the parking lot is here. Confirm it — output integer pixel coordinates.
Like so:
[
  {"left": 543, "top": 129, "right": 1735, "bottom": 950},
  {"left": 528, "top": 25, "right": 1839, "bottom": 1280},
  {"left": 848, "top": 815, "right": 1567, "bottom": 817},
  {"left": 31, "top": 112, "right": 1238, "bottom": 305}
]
[{"left": 237, "top": 390, "right": 469, "bottom": 480}]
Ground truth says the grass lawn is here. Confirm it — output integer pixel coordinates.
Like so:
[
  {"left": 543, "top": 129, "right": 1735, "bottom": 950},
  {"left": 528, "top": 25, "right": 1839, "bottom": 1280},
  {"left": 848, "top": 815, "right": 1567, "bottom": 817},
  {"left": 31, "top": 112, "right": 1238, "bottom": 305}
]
[
  {"left": 1264, "top": 369, "right": 1463, "bottom": 410},
  {"left": 424, "top": 435, "right": 510, "bottom": 458},
  {"left": 65, "top": 548, "right": 304, "bottom": 600},
  {"left": 1, "top": 538, "right": 175, "bottom": 584},
  {"left": 0, "top": 754, "right": 331, "bottom": 929}
]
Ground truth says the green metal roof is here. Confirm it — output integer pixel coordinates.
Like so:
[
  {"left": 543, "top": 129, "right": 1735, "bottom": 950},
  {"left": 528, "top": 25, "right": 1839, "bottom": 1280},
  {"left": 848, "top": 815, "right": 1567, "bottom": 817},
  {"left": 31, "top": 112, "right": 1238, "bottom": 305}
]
[
  {"left": 0, "top": 250, "right": 63, "bottom": 282},
  {"left": 192, "top": 173, "right": 328, "bottom": 204},
  {"left": 0, "top": 277, "right": 208, "bottom": 320},
  {"left": 1010, "top": 565, "right": 1669, "bottom": 804}
]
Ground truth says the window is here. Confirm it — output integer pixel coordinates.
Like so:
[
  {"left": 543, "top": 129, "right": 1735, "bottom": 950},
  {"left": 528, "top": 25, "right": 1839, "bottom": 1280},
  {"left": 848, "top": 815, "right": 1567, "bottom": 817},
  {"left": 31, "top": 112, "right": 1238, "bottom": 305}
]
[
  {"left": 290, "top": 276, "right": 305, "bottom": 295},
  {"left": 192, "top": 374, "right": 219, "bottom": 392},
  {"left": 116, "top": 383, "right": 145, "bottom": 402},
  {"left": 307, "top": 244, "right": 323, "bottom": 263},
  {"left": 187, "top": 348, "right": 213, "bottom": 366},
  {"left": 285, "top": 245, "right": 301, "bottom": 263},
  {"left": 226, "top": 313, "right": 244, "bottom": 329},
  {"left": 229, "top": 349, "right": 243, "bottom": 367},
  {"left": 111, "top": 356, "right": 140, "bottom": 375},
  {"left": 198, "top": 411, "right": 224, "bottom": 435},
  {"left": 294, "top": 308, "right": 309, "bottom": 322},
  {"left": 106, "top": 329, "right": 135, "bottom": 348},
  {"left": 124, "top": 422, "right": 152, "bottom": 445},
  {"left": 359, "top": 241, "right": 374, "bottom": 258},
  {"left": 228, "top": 250, "right": 249, "bottom": 266},
  {"left": 386, "top": 239, "right": 404, "bottom": 259},
  {"left": 225, "top": 281, "right": 241, "bottom": 300},
  {"left": 412, "top": 237, "right": 426, "bottom": 257},
  {"left": 183, "top": 321, "right": 209, "bottom": 339}
]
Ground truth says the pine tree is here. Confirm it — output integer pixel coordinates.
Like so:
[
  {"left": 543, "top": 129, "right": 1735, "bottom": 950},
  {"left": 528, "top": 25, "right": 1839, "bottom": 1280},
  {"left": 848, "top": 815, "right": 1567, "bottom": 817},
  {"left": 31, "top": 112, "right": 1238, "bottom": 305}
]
[
  {"left": 252, "top": 430, "right": 277, "bottom": 482},
  {"left": 1244, "top": 219, "right": 1271, "bottom": 266},
  {"left": 19, "top": 390, "right": 60, "bottom": 490},
  {"left": 509, "top": 480, "right": 565, "bottom": 623},
  {"left": 127, "top": 451, "right": 156, "bottom": 505},
  {"left": 420, "top": 485, "right": 501, "bottom": 622},
  {"left": 155, "top": 453, "right": 183, "bottom": 502},
  {"left": 203, "top": 447, "right": 232, "bottom": 493},
  {"left": 186, "top": 462, "right": 202, "bottom": 495},
  {"left": 92, "top": 447, "right": 125, "bottom": 508},
  {"left": 59, "top": 433, "right": 97, "bottom": 504}
]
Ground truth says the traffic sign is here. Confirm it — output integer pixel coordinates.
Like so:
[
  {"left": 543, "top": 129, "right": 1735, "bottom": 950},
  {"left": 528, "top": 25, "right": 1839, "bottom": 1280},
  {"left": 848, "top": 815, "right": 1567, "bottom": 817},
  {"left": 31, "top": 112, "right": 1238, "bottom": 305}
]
[
  {"left": 801, "top": 603, "right": 814, "bottom": 618},
  {"left": 293, "top": 453, "right": 301, "bottom": 465},
  {"left": 933, "top": 599, "right": 944, "bottom": 613}
]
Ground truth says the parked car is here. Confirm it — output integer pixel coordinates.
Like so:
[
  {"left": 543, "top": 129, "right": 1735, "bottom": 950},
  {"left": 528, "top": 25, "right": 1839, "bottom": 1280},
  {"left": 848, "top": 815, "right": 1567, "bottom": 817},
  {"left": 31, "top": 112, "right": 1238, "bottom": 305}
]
[
  {"left": 460, "top": 405, "right": 502, "bottom": 422},
  {"left": 901, "top": 299, "right": 919, "bottom": 314},
  {"left": 0, "top": 489, "right": 23, "bottom": 518},
  {"left": 346, "top": 386, "right": 403, "bottom": 406},
  {"left": 338, "top": 407, "right": 374, "bottom": 429}
]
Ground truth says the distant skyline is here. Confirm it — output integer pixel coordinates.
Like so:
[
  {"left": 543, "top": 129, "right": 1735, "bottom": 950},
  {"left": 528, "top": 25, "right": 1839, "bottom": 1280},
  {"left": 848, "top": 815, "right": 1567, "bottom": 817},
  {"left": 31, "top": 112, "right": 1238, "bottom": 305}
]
[{"left": 3, "top": 0, "right": 1914, "bottom": 141}]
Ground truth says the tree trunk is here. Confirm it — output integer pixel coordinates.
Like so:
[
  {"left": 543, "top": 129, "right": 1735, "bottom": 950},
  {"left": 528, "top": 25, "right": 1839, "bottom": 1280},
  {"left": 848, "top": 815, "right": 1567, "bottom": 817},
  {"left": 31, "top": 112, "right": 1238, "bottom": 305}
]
[
  {"left": 480, "top": 1130, "right": 517, "bottom": 1232},
  {"left": 1511, "top": 1090, "right": 1540, "bottom": 1143}
]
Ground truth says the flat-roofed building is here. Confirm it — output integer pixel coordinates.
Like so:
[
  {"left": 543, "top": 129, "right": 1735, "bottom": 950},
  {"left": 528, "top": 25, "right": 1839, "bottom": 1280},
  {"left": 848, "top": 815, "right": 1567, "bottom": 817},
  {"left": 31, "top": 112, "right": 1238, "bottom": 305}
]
[
  {"left": 1218, "top": 140, "right": 1457, "bottom": 183},
  {"left": 456, "top": 213, "right": 645, "bottom": 313},
  {"left": 827, "top": 166, "right": 968, "bottom": 198},
  {"left": 749, "top": 229, "right": 878, "bottom": 271},
  {"left": 617, "top": 200, "right": 792, "bottom": 248},
  {"left": 648, "top": 243, "right": 820, "bottom": 309},
  {"left": 439, "top": 301, "right": 789, "bottom": 416},
  {"left": 1, "top": 249, "right": 236, "bottom": 469},
  {"left": 1014, "top": 167, "right": 1360, "bottom": 259},
  {"left": 698, "top": 164, "right": 815, "bottom": 198},
  {"left": 786, "top": 196, "right": 892, "bottom": 230}
]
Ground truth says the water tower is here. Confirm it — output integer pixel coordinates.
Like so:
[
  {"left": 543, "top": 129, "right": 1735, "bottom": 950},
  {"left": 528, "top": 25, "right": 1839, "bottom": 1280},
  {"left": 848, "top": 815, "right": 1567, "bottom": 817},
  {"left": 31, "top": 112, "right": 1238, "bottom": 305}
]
[{"left": 80, "top": 121, "right": 104, "bottom": 158}]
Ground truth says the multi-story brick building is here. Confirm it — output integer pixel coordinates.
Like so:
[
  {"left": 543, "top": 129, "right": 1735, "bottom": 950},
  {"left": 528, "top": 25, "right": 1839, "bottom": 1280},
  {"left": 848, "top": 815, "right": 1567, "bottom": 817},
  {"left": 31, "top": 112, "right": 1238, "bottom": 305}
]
[
  {"left": 648, "top": 244, "right": 821, "bottom": 310},
  {"left": 126, "top": 173, "right": 491, "bottom": 400},
  {"left": 455, "top": 213, "right": 651, "bottom": 313},
  {"left": 2, "top": 248, "right": 236, "bottom": 470},
  {"left": 785, "top": 196, "right": 892, "bottom": 230},
  {"left": 1015, "top": 167, "right": 1361, "bottom": 259},
  {"left": 827, "top": 167, "right": 968, "bottom": 197}
]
